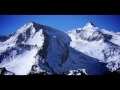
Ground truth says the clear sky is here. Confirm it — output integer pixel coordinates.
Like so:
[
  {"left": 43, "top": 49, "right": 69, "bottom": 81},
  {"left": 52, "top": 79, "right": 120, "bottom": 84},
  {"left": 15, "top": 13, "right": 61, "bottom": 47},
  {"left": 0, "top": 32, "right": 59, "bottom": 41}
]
[{"left": 0, "top": 15, "right": 120, "bottom": 35}]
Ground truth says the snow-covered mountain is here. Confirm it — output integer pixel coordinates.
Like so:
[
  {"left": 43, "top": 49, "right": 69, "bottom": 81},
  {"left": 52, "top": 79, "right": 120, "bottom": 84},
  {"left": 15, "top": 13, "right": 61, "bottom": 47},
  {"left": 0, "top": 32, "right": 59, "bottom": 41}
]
[
  {"left": 67, "top": 22, "right": 120, "bottom": 73},
  {"left": 0, "top": 21, "right": 120, "bottom": 75}
]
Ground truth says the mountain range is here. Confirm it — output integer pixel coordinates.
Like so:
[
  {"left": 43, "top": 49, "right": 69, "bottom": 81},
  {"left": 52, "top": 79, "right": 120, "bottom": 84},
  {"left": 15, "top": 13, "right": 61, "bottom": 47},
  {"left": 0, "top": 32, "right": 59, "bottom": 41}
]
[{"left": 0, "top": 21, "right": 120, "bottom": 75}]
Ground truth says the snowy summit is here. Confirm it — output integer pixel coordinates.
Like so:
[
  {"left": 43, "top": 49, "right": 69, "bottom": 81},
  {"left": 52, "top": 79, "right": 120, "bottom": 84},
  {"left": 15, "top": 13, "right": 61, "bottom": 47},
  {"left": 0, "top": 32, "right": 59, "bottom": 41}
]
[{"left": 83, "top": 22, "right": 96, "bottom": 30}]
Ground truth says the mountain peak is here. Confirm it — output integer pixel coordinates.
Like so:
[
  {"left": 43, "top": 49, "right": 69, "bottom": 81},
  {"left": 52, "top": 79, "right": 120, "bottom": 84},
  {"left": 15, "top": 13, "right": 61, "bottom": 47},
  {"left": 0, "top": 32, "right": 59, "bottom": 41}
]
[
  {"left": 26, "top": 21, "right": 37, "bottom": 26},
  {"left": 83, "top": 22, "right": 96, "bottom": 30},
  {"left": 26, "top": 21, "right": 47, "bottom": 28}
]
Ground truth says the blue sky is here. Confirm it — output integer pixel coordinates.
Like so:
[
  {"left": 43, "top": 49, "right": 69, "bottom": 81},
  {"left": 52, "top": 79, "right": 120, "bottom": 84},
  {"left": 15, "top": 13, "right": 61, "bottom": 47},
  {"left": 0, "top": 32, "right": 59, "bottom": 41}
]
[{"left": 0, "top": 15, "right": 120, "bottom": 35}]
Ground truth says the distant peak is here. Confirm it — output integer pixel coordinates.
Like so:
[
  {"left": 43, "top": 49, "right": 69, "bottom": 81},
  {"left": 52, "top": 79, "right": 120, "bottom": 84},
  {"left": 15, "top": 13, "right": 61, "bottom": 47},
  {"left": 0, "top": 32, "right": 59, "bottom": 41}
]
[
  {"left": 26, "top": 21, "right": 46, "bottom": 27},
  {"left": 25, "top": 21, "right": 34, "bottom": 26},
  {"left": 24, "top": 21, "right": 41, "bottom": 28},
  {"left": 27, "top": 21, "right": 37, "bottom": 25},
  {"left": 83, "top": 22, "right": 96, "bottom": 30},
  {"left": 88, "top": 22, "right": 96, "bottom": 27}
]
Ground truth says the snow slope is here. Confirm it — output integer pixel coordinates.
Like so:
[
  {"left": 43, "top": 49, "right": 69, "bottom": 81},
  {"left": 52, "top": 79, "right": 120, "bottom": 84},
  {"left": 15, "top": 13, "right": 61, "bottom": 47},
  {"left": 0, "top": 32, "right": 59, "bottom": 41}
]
[{"left": 0, "top": 47, "right": 38, "bottom": 75}]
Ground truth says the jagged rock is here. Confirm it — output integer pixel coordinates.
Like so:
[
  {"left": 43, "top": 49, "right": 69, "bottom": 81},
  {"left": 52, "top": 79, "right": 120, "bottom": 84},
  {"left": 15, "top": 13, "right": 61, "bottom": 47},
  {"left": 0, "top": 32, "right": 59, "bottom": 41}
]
[{"left": 0, "top": 67, "right": 14, "bottom": 75}]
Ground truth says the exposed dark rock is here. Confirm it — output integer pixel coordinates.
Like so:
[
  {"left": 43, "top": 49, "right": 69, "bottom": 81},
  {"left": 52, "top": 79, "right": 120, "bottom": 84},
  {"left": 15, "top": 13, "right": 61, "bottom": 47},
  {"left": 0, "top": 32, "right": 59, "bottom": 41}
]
[{"left": 0, "top": 67, "right": 14, "bottom": 75}]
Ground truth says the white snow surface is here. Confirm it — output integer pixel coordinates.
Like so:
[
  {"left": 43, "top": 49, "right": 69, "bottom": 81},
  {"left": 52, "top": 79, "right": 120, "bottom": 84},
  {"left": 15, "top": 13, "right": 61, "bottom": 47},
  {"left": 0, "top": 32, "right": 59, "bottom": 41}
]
[{"left": 0, "top": 48, "right": 38, "bottom": 75}]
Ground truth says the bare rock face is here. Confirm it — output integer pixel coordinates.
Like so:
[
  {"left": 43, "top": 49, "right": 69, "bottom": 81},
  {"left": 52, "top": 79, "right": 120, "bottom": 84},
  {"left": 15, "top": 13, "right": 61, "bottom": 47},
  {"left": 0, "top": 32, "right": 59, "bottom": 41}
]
[{"left": 0, "top": 67, "right": 14, "bottom": 75}]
